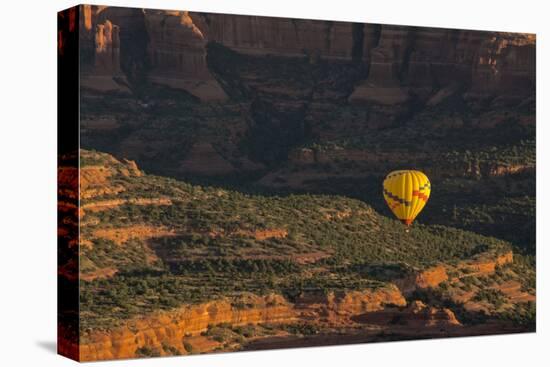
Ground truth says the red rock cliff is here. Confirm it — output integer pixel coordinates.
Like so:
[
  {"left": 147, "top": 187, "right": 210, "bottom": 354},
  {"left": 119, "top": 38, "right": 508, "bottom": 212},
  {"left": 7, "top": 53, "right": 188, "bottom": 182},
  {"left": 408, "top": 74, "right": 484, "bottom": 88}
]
[
  {"left": 81, "top": 5, "right": 534, "bottom": 104},
  {"left": 79, "top": 286, "right": 406, "bottom": 361},
  {"left": 143, "top": 10, "right": 227, "bottom": 101},
  {"left": 79, "top": 293, "right": 296, "bottom": 361},
  {"left": 396, "top": 251, "right": 513, "bottom": 294}
]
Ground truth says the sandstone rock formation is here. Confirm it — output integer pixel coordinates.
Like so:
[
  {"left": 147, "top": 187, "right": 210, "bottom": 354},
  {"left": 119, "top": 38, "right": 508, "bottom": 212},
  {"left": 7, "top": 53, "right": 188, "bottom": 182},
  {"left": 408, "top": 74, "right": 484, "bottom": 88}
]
[
  {"left": 468, "top": 33, "right": 536, "bottom": 97},
  {"left": 459, "top": 251, "right": 514, "bottom": 275},
  {"left": 94, "top": 20, "right": 121, "bottom": 74},
  {"left": 79, "top": 293, "right": 295, "bottom": 361},
  {"left": 75, "top": 281, "right": 481, "bottom": 360},
  {"left": 396, "top": 251, "right": 514, "bottom": 294},
  {"left": 356, "top": 300, "right": 461, "bottom": 330},
  {"left": 400, "top": 300, "right": 462, "bottom": 328},
  {"left": 80, "top": 5, "right": 129, "bottom": 93},
  {"left": 79, "top": 5, "right": 534, "bottom": 106},
  {"left": 295, "top": 286, "right": 407, "bottom": 317},
  {"left": 202, "top": 13, "right": 357, "bottom": 60},
  {"left": 349, "top": 28, "right": 535, "bottom": 105},
  {"left": 78, "top": 286, "right": 408, "bottom": 361},
  {"left": 79, "top": 152, "right": 142, "bottom": 196},
  {"left": 92, "top": 225, "right": 177, "bottom": 245},
  {"left": 144, "top": 10, "right": 227, "bottom": 101}
]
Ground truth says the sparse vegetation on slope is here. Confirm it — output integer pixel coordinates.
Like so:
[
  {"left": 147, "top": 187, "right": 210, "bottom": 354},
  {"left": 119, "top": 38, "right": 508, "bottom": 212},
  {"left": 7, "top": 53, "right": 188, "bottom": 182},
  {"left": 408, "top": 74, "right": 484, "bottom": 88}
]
[{"left": 76, "top": 150, "right": 525, "bottom": 333}]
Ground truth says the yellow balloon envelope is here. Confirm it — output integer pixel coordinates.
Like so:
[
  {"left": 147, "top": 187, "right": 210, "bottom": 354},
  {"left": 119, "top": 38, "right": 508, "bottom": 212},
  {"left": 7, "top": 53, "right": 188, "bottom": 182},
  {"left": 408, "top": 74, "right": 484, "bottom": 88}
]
[{"left": 383, "top": 170, "right": 431, "bottom": 226}]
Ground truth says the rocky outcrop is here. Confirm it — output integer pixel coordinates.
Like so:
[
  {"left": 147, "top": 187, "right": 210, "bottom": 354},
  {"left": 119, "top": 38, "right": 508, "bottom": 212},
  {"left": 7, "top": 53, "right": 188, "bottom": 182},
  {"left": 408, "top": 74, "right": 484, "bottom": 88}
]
[
  {"left": 349, "top": 28, "right": 535, "bottom": 104},
  {"left": 458, "top": 251, "right": 513, "bottom": 276},
  {"left": 396, "top": 265, "right": 448, "bottom": 294},
  {"left": 79, "top": 5, "right": 534, "bottom": 104},
  {"left": 329, "top": 286, "right": 407, "bottom": 313},
  {"left": 92, "top": 225, "right": 177, "bottom": 245},
  {"left": 414, "top": 265, "right": 449, "bottom": 289},
  {"left": 494, "top": 280, "right": 535, "bottom": 304},
  {"left": 396, "top": 251, "right": 514, "bottom": 294},
  {"left": 401, "top": 300, "right": 461, "bottom": 328},
  {"left": 78, "top": 286, "right": 408, "bottom": 361},
  {"left": 79, "top": 293, "right": 295, "bottom": 361},
  {"left": 94, "top": 20, "right": 121, "bottom": 75},
  {"left": 428, "top": 160, "right": 534, "bottom": 180},
  {"left": 144, "top": 11, "right": 227, "bottom": 101},
  {"left": 81, "top": 197, "right": 172, "bottom": 216},
  {"left": 295, "top": 286, "right": 407, "bottom": 326},
  {"left": 75, "top": 151, "right": 168, "bottom": 217},
  {"left": 349, "top": 25, "right": 411, "bottom": 105},
  {"left": 80, "top": 6, "right": 226, "bottom": 99},
  {"left": 355, "top": 300, "right": 461, "bottom": 329},
  {"left": 79, "top": 152, "right": 141, "bottom": 185},
  {"left": 468, "top": 33, "right": 536, "bottom": 97},
  {"left": 80, "top": 5, "right": 129, "bottom": 93}
]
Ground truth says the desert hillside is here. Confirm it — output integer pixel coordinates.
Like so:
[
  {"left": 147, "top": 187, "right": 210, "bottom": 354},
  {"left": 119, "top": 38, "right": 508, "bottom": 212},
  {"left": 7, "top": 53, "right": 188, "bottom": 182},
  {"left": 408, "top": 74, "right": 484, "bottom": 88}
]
[
  {"left": 78, "top": 7, "right": 535, "bottom": 256},
  {"left": 58, "top": 150, "right": 535, "bottom": 360}
]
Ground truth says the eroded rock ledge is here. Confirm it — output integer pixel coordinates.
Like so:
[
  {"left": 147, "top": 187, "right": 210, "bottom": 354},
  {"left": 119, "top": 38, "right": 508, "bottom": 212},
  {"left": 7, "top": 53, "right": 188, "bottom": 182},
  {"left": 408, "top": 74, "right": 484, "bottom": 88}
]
[{"left": 72, "top": 251, "right": 514, "bottom": 361}]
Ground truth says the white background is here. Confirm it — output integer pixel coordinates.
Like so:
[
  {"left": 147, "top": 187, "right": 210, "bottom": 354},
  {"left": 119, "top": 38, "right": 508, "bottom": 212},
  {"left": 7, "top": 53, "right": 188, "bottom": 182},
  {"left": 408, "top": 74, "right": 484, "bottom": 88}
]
[{"left": 0, "top": 0, "right": 547, "bottom": 365}]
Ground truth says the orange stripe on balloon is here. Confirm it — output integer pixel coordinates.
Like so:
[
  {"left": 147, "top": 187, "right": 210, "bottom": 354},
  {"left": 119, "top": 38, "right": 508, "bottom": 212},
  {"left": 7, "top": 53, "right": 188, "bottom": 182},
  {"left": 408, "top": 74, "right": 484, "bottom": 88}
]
[{"left": 412, "top": 190, "right": 428, "bottom": 201}]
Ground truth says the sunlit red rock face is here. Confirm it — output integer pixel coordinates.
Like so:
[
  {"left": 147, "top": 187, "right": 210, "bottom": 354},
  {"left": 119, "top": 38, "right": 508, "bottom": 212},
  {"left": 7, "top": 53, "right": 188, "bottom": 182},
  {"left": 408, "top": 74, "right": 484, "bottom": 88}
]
[
  {"left": 79, "top": 287, "right": 407, "bottom": 361},
  {"left": 395, "top": 251, "right": 514, "bottom": 294},
  {"left": 74, "top": 247, "right": 517, "bottom": 361},
  {"left": 79, "top": 294, "right": 296, "bottom": 361},
  {"left": 79, "top": 5, "right": 128, "bottom": 92},
  {"left": 356, "top": 300, "right": 461, "bottom": 329},
  {"left": 78, "top": 266, "right": 524, "bottom": 361},
  {"left": 64, "top": 151, "right": 533, "bottom": 361},
  {"left": 78, "top": 5, "right": 534, "bottom": 103}
]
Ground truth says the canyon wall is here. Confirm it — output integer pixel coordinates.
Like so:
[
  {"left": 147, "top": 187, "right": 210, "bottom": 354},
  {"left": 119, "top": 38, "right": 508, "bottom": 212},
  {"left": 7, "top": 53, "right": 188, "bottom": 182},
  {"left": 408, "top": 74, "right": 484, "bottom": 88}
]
[
  {"left": 287, "top": 146, "right": 534, "bottom": 180},
  {"left": 349, "top": 27, "right": 535, "bottom": 104},
  {"left": 395, "top": 251, "right": 514, "bottom": 294},
  {"left": 80, "top": 6, "right": 534, "bottom": 103},
  {"left": 80, "top": 293, "right": 295, "bottom": 360},
  {"left": 202, "top": 13, "right": 357, "bottom": 60},
  {"left": 79, "top": 287, "right": 406, "bottom": 361},
  {"left": 77, "top": 251, "right": 513, "bottom": 361},
  {"left": 144, "top": 11, "right": 227, "bottom": 101},
  {"left": 79, "top": 5, "right": 129, "bottom": 93}
]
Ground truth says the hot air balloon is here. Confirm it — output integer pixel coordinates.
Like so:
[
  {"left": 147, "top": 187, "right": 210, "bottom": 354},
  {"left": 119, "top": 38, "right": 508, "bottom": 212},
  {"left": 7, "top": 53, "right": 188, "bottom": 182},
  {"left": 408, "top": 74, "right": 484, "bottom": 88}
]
[{"left": 383, "top": 170, "right": 431, "bottom": 227}]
